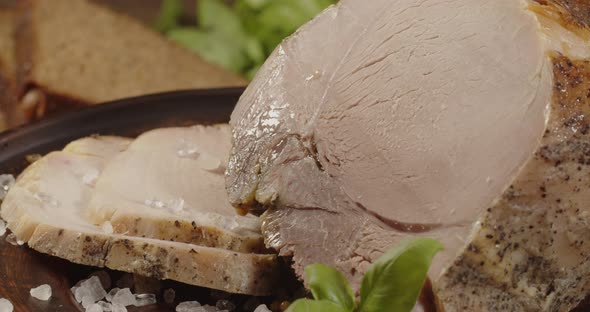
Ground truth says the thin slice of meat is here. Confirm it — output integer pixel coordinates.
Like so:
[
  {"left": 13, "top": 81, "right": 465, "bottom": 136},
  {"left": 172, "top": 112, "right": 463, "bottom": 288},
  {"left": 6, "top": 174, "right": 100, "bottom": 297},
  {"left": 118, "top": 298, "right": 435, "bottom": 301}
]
[
  {"left": 1, "top": 137, "right": 278, "bottom": 295},
  {"left": 86, "top": 125, "right": 266, "bottom": 253},
  {"left": 63, "top": 135, "right": 133, "bottom": 159},
  {"left": 226, "top": 0, "right": 590, "bottom": 310}
]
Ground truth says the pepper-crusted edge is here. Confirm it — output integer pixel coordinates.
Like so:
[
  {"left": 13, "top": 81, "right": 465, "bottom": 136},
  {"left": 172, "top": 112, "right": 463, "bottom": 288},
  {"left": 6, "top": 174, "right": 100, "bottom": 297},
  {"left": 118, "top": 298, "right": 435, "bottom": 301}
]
[{"left": 435, "top": 54, "right": 590, "bottom": 312}]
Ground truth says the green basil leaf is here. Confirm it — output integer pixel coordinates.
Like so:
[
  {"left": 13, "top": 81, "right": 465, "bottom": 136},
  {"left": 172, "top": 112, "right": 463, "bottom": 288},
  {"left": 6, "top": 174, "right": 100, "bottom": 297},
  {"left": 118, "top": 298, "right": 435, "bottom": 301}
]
[
  {"left": 359, "top": 238, "right": 443, "bottom": 312},
  {"left": 236, "top": 0, "right": 336, "bottom": 55},
  {"left": 157, "top": 0, "right": 337, "bottom": 78},
  {"left": 286, "top": 299, "right": 348, "bottom": 312},
  {"left": 243, "top": 36, "right": 265, "bottom": 64},
  {"left": 241, "top": 0, "right": 271, "bottom": 10},
  {"left": 167, "top": 28, "right": 250, "bottom": 73},
  {"left": 305, "top": 264, "right": 355, "bottom": 311},
  {"left": 198, "top": 0, "right": 243, "bottom": 37},
  {"left": 154, "top": 0, "right": 182, "bottom": 33}
]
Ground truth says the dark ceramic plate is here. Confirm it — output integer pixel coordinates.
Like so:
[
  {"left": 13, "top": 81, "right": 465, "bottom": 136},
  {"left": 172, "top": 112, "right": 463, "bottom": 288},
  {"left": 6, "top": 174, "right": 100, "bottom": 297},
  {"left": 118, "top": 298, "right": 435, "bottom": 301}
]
[
  {"left": 5, "top": 88, "right": 587, "bottom": 312},
  {"left": 0, "top": 88, "right": 254, "bottom": 312}
]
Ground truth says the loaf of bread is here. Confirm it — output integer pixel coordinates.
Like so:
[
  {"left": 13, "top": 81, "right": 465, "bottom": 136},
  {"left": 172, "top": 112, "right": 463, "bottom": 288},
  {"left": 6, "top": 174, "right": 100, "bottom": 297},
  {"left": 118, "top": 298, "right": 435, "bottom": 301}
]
[
  {"left": 11, "top": 0, "right": 247, "bottom": 123},
  {"left": 0, "top": 5, "right": 21, "bottom": 130}
]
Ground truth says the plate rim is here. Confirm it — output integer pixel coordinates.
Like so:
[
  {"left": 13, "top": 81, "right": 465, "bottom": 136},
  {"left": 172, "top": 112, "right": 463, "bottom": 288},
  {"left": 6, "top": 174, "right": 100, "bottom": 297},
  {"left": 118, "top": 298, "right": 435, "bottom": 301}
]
[{"left": 0, "top": 87, "right": 245, "bottom": 143}]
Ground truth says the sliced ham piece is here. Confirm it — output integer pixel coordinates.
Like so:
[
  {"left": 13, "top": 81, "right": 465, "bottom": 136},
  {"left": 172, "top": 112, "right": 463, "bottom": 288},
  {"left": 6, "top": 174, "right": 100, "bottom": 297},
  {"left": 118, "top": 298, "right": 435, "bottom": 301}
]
[
  {"left": 86, "top": 125, "right": 266, "bottom": 253},
  {"left": 226, "top": 0, "right": 590, "bottom": 310},
  {"left": 1, "top": 136, "right": 278, "bottom": 295}
]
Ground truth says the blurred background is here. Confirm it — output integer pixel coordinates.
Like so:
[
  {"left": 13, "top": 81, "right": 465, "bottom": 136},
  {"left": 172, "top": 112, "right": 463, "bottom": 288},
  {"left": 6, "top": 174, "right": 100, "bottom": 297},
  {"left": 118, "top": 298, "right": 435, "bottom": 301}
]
[{"left": 0, "top": 0, "right": 335, "bottom": 132}]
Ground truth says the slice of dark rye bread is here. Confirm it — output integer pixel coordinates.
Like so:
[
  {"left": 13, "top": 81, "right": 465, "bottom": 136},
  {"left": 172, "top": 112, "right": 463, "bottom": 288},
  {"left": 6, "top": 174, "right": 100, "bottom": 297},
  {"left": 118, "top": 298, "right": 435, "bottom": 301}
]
[
  {"left": 0, "top": 65, "right": 13, "bottom": 131},
  {"left": 0, "top": 5, "right": 24, "bottom": 129},
  {"left": 14, "top": 0, "right": 248, "bottom": 122}
]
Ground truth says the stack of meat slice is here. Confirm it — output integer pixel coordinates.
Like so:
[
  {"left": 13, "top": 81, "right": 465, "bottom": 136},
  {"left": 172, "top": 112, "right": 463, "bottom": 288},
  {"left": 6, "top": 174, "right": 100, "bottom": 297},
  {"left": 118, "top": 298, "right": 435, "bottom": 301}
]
[
  {"left": 0, "top": 125, "right": 278, "bottom": 296},
  {"left": 86, "top": 126, "right": 266, "bottom": 254}
]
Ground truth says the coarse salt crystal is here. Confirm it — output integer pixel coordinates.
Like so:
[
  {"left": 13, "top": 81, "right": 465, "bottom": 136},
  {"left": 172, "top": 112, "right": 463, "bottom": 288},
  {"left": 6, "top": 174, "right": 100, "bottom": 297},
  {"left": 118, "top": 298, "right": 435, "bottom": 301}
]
[
  {"left": 111, "top": 288, "right": 136, "bottom": 307},
  {"left": 5, "top": 233, "right": 17, "bottom": 246},
  {"left": 253, "top": 304, "right": 272, "bottom": 312},
  {"left": 101, "top": 222, "right": 113, "bottom": 234},
  {"left": 71, "top": 276, "right": 107, "bottom": 308},
  {"left": 176, "top": 301, "right": 201, "bottom": 312},
  {"left": 111, "top": 303, "right": 127, "bottom": 312},
  {"left": 82, "top": 169, "right": 99, "bottom": 186},
  {"left": 0, "top": 174, "right": 15, "bottom": 200},
  {"left": 0, "top": 298, "right": 13, "bottom": 312},
  {"left": 144, "top": 198, "right": 165, "bottom": 209},
  {"left": 177, "top": 148, "right": 200, "bottom": 158},
  {"left": 89, "top": 271, "right": 112, "bottom": 290},
  {"left": 85, "top": 303, "right": 103, "bottom": 312},
  {"left": 30, "top": 284, "right": 52, "bottom": 301},
  {"left": 95, "top": 301, "right": 112, "bottom": 311},
  {"left": 176, "top": 139, "right": 200, "bottom": 159},
  {"left": 134, "top": 293, "right": 156, "bottom": 307},
  {"left": 105, "top": 288, "right": 120, "bottom": 302},
  {"left": 168, "top": 198, "right": 185, "bottom": 213},
  {"left": 144, "top": 198, "right": 184, "bottom": 213}
]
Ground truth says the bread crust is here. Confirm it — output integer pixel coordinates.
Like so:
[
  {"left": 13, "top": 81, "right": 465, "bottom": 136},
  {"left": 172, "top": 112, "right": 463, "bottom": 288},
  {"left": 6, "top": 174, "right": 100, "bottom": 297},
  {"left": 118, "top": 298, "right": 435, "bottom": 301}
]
[{"left": 14, "top": 0, "right": 247, "bottom": 124}]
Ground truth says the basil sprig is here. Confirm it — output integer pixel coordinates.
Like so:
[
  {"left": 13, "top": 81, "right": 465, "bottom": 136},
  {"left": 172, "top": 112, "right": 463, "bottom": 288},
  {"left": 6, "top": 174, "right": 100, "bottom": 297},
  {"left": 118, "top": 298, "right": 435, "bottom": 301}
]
[
  {"left": 156, "top": 0, "right": 336, "bottom": 79},
  {"left": 287, "top": 238, "right": 443, "bottom": 312}
]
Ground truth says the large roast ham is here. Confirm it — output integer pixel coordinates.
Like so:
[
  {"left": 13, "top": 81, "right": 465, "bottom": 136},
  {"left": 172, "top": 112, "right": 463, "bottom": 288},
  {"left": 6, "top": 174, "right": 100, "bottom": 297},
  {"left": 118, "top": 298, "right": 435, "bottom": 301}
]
[{"left": 226, "top": 0, "right": 590, "bottom": 310}]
